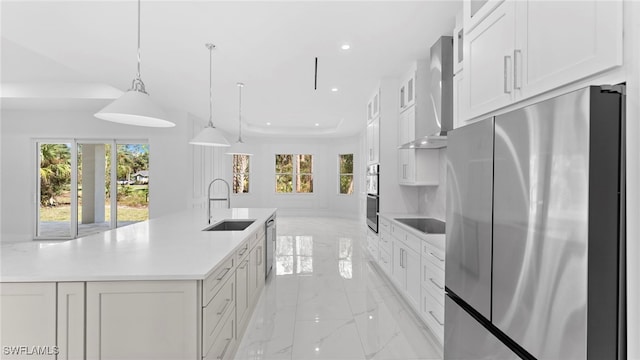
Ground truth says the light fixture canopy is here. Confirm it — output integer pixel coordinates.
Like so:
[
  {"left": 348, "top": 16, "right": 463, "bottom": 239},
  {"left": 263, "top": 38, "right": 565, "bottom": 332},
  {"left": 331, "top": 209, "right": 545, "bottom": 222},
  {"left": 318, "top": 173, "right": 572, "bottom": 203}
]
[
  {"left": 189, "top": 43, "right": 230, "bottom": 147},
  {"left": 94, "top": 0, "right": 174, "bottom": 127},
  {"left": 226, "top": 82, "right": 253, "bottom": 155}
]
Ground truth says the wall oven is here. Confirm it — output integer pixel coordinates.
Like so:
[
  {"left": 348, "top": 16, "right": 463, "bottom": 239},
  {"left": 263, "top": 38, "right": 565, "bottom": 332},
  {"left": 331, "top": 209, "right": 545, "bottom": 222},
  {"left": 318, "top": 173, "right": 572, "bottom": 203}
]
[{"left": 366, "top": 165, "right": 379, "bottom": 233}]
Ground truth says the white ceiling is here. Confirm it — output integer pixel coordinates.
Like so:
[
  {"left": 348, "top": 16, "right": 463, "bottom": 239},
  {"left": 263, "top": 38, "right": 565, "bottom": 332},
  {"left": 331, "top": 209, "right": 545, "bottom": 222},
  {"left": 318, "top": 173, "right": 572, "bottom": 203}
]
[{"left": 1, "top": 0, "right": 461, "bottom": 138}]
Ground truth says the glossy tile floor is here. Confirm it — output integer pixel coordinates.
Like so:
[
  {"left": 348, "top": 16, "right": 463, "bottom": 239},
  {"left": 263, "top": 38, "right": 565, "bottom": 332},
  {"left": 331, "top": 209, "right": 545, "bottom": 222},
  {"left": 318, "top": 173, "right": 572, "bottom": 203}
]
[{"left": 235, "top": 217, "right": 443, "bottom": 360}]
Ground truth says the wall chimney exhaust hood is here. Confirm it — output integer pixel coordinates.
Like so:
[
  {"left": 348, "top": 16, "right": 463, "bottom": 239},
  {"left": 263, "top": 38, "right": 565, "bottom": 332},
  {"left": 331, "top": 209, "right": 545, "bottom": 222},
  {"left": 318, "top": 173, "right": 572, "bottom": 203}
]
[{"left": 399, "top": 36, "right": 453, "bottom": 149}]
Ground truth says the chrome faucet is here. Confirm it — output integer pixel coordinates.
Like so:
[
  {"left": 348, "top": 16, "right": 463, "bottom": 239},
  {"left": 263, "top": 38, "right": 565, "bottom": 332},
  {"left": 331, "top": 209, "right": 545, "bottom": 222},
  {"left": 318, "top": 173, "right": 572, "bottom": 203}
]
[{"left": 207, "top": 178, "right": 230, "bottom": 223}]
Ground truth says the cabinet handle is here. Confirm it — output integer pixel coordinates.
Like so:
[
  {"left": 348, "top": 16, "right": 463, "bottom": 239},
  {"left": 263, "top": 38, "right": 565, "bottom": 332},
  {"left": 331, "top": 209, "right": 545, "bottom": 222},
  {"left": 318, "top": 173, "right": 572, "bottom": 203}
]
[
  {"left": 503, "top": 55, "right": 512, "bottom": 94},
  {"left": 217, "top": 298, "right": 231, "bottom": 316},
  {"left": 429, "top": 278, "right": 444, "bottom": 290},
  {"left": 216, "top": 267, "right": 231, "bottom": 281},
  {"left": 217, "top": 337, "right": 233, "bottom": 359},
  {"left": 257, "top": 246, "right": 262, "bottom": 266},
  {"left": 239, "top": 245, "right": 248, "bottom": 257},
  {"left": 514, "top": 49, "right": 522, "bottom": 90},
  {"left": 239, "top": 260, "right": 249, "bottom": 270},
  {"left": 429, "top": 252, "right": 445, "bottom": 262},
  {"left": 429, "top": 311, "right": 444, "bottom": 326}
]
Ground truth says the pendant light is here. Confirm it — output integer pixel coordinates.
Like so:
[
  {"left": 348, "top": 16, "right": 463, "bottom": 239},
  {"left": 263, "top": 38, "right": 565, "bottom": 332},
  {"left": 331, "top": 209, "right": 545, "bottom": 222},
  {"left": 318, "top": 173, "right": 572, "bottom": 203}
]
[
  {"left": 226, "top": 83, "right": 252, "bottom": 155},
  {"left": 189, "top": 44, "right": 230, "bottom": 147},
  {"left": 94, "top": 0, "right": 174, "bottom": 127}
]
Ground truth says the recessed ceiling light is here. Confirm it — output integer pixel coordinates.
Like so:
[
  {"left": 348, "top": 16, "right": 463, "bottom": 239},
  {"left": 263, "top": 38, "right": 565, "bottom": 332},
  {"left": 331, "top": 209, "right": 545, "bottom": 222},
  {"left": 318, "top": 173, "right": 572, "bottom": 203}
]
[
  {"left": 341, "top": 44, "right": 351, "bottom": 50},
  {"left": 331, "top": 88, "right": 338, "bottom": 92},
  {"left": 315, "top": 123, "right": 320, "bottom": 127},
  {"left": 266, "top": 122, "right": 271, "bottom": 126},
  {"left": 421, "top": 140, "right": 428, "bottom": 145}
]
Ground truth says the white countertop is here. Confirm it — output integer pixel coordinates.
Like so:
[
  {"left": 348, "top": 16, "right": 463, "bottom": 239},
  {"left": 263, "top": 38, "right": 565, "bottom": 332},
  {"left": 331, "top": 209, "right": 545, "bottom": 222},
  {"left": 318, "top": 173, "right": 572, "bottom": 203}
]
[
  {"left": 378, "top": 212, "right": 446, "bottom": 249},
  {"left": 0, "top": 208, "right": 276, "bottom": 282}
]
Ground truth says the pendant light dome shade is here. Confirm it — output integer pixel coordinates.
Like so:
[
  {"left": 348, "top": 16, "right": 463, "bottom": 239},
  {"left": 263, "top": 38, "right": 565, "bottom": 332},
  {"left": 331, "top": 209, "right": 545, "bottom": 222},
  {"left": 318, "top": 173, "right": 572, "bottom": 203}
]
[
  {"left": 94, "top": 0, "right": 174, "bottom": 128},
  {"left": 190, "top": 43, "right": 230, "bottom": 147},
  {"left": 95, "top": 90, "right": 173, "bottom": 127},
  {"left": 190, "top": 126, "right": 230, "bottom": 147}
]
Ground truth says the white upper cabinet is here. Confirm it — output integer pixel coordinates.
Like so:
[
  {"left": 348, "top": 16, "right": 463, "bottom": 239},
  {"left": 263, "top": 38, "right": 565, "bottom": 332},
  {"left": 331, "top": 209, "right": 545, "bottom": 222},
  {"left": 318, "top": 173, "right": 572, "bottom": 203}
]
[
  {"left": 367, "top": 87, "right": 380, "bottom": 122},
  {"left": 464, "top": 1, "right": 517, "bottom": 119},
  {"left": 464, "top": 0, "right": 506, "bottom": 33},
  {"left": 453, "top": 11, "right": 464, "bottom": 75},
  {"left": 461, "top": 0, "right": 622, "bottom": 122},
  {"left": 399, "top": 71, "right": 416, "bottom": 112},
  {"left": 366, "top": 116, "right": 380, "bottom": 165},
  {"left": 514, "top": 1, "right": 623, "bottom": 99}
]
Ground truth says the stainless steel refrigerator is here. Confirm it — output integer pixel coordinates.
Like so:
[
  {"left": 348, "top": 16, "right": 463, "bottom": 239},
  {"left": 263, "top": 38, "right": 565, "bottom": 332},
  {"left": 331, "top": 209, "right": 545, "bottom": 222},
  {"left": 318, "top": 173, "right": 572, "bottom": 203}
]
[{"left": 444, "top": 86, "right": 626, "bottom": 359}]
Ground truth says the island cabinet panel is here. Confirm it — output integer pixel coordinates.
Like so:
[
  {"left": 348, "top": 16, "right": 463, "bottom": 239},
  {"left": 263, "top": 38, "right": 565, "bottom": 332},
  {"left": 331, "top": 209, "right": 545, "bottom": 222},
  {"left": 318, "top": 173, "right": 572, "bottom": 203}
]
[
  {"left": 57, "top": 282, "right": 85, "bottom": 360},
  {"left": 0, "top": 282, "right": 57, "bottom": 359},
  {"left": 235, "top": 257, "right": 251, "bottom": 339},
  {"left": 86, "top": 281, "right": 199, "bottom": 360},
  {"left": 202, "top": 276, "right": 235, "bottom": 358},
  {"left": 203, "top": 256, "right": 235, "bottom": 307},
  {"left": 204, "top": 309, "right": 235, "bottom": 360}
]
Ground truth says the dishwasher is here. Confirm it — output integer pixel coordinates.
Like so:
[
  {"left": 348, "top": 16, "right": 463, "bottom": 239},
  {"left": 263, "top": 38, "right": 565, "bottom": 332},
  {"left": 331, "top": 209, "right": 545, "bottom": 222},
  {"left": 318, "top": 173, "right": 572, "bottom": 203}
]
[{"left": 265, "top": 214, "right": 276, "bottom": 277}]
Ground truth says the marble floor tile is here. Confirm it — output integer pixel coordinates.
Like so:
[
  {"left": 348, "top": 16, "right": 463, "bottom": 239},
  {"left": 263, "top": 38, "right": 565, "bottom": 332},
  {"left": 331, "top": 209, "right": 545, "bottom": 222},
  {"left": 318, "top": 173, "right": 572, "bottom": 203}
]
[{"left": 234, "top": 216, "right": 443, "bottom": 360}]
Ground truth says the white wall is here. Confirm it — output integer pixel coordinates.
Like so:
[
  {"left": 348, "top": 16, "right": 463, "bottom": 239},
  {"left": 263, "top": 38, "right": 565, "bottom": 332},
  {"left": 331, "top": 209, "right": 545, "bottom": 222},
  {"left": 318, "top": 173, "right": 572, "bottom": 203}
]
[
  {"left": 210, "top": 135, "right": 361, "bottom": 219},
  {"left": 0, "top": 109, "right": 190, "bottom": 242},
  {"left": 418, "top": 148, "right": 446, "bottom": 220}
]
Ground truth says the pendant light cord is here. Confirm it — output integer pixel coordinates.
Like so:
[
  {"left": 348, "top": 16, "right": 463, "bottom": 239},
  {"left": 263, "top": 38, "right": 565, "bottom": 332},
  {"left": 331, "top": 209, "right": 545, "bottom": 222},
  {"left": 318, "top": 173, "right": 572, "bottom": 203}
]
[
  {"left": 238, "top": 83, "right": 244, "bottom": 142},
  {"left": 131, "top": 0, "right": 147, "bottom": 94},
  {"left": 207, "top": 44, "right": 215, "bottom": 128}
]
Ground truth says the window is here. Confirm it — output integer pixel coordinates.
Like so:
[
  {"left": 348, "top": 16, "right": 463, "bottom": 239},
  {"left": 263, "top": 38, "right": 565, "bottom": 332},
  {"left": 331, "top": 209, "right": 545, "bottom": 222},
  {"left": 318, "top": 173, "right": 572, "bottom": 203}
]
[
  {"left": 232, "top": 155, "right": 250, "bottom": 194},
  {"left": 36, "top": 140, "right": 149, "bottom": 239},
  {"left": 275, "top": 154, "right": 313, "bottom": 193},
  {"left": 339, "top": 154, "right": 354, "bottom": 195}
]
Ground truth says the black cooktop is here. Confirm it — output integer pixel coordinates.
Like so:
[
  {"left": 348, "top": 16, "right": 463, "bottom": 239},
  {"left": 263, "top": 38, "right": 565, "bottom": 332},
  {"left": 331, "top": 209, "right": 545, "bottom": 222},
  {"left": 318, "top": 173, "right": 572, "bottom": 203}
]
[{"left": 394, "top": 218, "right": 446, "bottom": 234}]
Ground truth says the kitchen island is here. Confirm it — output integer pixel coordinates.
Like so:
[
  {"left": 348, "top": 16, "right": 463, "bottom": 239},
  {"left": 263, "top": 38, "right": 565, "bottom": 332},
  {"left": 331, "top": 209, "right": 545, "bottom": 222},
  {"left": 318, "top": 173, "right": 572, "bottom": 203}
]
[{"left": 0, "top": 208, "right": 276, "bottom": 359}]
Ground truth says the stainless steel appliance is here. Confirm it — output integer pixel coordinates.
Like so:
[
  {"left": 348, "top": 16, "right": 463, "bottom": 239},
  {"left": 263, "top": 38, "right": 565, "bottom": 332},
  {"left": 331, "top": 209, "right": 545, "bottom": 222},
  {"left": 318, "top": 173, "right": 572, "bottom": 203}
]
[
  {"left": 445, "top": 86, "right": 626, "bottom": 359},
  {"left": 366, "top": 164, "right": 379, "bottom": 232},
  {"left": 265, "top": 213, "right": 276, "bottom": 277},
  {"left": 399, "top": 36, "right": 453, "bottom": 149}
]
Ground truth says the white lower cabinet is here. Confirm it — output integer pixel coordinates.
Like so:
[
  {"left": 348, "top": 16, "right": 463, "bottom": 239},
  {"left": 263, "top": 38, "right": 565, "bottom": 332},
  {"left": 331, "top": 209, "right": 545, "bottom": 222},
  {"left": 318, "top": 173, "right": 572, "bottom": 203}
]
[
  {"left": 235, "top": 257, "right": 251, "bottom": 338},
  {"left": 205, "top": 309, "right": 236, "bottom": 360},
  {"left": 86, "top": 280, "right": 199, "bottom": 359},
  {"left": 203, "top": 276, "right": 235, "bottom": 357},
  {"left": 0, "top": 282, "right": 57, "bottom": 359},
  {"left": 392, "top": 240, "right": 421, "bottom": 309},
  {"left": 374, "top": 216, "right": 446, "bottom": 346},
  {"left": 57, "top": 282, "right": 85, "bottom": 360}
]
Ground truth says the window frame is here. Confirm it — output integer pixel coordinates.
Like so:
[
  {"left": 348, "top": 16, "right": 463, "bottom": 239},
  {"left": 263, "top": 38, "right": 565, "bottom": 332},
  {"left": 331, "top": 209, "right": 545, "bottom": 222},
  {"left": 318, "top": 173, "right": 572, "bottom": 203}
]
[
  {"left": 34, "top": 138, "right": 149, "bottom": 240},
  {"left": 274, "top": 153, "right": 314, "bottom": 194},
  {"left": 231, "top": 154, "right": 251, "bottom": 195},
  {"left": 338, "top": 153, "right": 354, "bottom": 195}
]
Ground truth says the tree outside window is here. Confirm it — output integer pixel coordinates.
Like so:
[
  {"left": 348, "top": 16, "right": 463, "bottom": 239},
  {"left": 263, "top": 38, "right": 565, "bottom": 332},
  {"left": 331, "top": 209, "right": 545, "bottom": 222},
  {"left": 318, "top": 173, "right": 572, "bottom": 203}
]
[
  {"left": 275, "top": 154, "right": 313, "bottom": 193},
  {"left": 232, "top": 155, "right": 250, "bottom": 194},
  {"left": 339, "top": 154, "right": 354, "bottom": 195}
]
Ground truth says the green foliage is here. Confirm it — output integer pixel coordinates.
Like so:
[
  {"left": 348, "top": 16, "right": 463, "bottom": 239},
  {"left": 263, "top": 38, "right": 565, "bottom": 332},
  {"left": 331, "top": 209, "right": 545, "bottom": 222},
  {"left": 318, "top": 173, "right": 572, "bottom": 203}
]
[
  {"left": 40, "top": 144, "right": 72, "bottom": 205},
  {"left": 339, "top": 154, "right": 354, "bottom": 195}
]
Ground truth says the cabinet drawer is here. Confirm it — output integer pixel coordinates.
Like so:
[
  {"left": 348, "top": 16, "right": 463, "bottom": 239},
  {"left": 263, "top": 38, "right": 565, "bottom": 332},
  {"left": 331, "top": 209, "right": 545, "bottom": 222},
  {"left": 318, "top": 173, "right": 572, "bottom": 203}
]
[
  {"left": 203, "top": 276, "right": 235, "bottom": 352},
  {"left": 422, "top": 289, "right": 444, "bottom": 344},
  {"left": 236, "top": 240, "right": 250, "bottom": 262},
  {"left": 422, "top": 240, "right": 445, "bottom": 271},
  {"left": 379, "top": 217, "right": 391, "bottom": 232},
  {"left": 251, "top": 228, "right": 265, "bottom": 249},
  {"left": 422, "top": 260, "right": 445, "bottom": 307},
  {"left": 404, "top": 231, "right": 422, "bottom": 254},
  {"left": 204, "top": 308, "right": 236, "bottom": 360},
  {"left": 379, "top": 230, "right": 392, "bottom": 254},
  {"left": 378, "top": 249, "right": 393, "bottom": 276},
  {"left": 390, "top": 222, "right": 406, "bottom": 242},
  {"left": 203, "top": 256, "right": 235, "bottom": 306}
]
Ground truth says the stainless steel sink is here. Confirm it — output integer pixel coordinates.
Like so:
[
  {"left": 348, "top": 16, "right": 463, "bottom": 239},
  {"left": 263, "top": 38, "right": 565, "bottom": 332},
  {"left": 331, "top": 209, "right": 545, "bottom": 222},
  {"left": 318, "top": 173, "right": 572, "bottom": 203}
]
[{"left": 203, "top": 220, "right": 255, "bottom": 231}]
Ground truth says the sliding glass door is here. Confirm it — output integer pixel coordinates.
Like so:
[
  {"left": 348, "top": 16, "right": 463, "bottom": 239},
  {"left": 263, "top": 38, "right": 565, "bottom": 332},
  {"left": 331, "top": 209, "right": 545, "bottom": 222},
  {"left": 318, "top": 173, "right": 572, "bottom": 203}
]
[{"left": 35, "top": 139, "right": 149, "bottom": 240}]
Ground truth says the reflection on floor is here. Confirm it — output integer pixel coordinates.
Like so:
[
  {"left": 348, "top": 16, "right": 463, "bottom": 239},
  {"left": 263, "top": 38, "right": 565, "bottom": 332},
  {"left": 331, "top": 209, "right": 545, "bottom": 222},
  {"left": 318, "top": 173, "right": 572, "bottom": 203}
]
[{"left": 235, "top": 217, "right": 443, "bottom": 360}]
